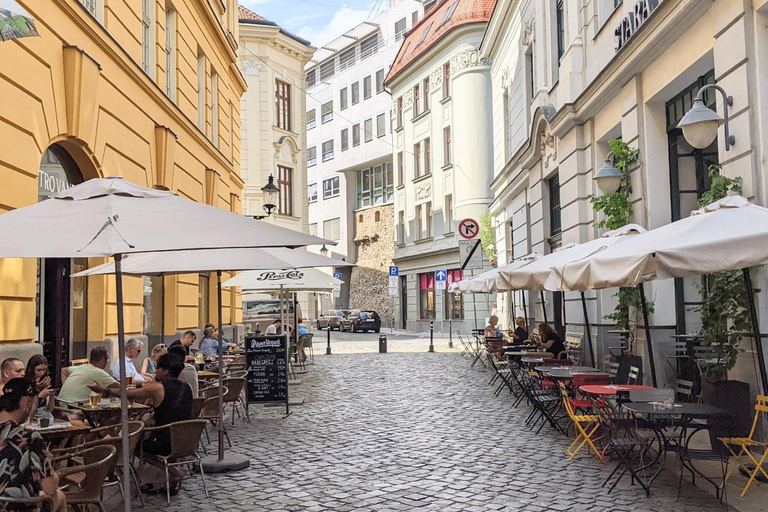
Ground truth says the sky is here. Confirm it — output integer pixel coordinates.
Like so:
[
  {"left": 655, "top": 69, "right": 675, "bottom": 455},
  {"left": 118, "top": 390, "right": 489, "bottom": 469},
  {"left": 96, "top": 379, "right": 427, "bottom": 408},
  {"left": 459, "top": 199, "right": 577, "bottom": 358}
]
[{"left": 239, "top": 0, "right": 385, "bottom": 48}]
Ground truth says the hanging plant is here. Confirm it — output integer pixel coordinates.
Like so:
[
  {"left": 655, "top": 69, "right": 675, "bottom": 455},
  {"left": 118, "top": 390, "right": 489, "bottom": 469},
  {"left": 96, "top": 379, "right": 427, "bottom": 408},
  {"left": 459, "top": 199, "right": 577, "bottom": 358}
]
[
  {"left": 692, "top": 165, "right": 746, "bottom": 383},
  {"left": 589, "top": 139, "right": 651, "bottom": 338}
]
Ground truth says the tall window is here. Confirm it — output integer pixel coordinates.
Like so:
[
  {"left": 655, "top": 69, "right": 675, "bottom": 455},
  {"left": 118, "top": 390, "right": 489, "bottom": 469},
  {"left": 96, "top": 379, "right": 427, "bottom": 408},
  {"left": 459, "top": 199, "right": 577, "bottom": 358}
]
[
  {"left": 275, "top": 80, "right": 292, "bottom": 131},
  {"left": 412, "top": 11, "right": 419, "bottom": 25},
  {"left": 323, "top": 176, "right": 340, "bottom": 198},
  {"left": 413, "top": 143, "right": 421, "bottom": 178},
  {"left": 424, "top": 138, "right": 431, "bottom": 175},
  {"left": 307, "top": 109, "right": 316, "bottom": 130},
  {"left": 351, "top": 82, "right": 360, "bottom": 104},
  {"left": 339, "top": 47, "right": 356, "bottom": 71},
  {"left": 197, "top": 52, "right": 206, "bottom": 131},
  {"left": 322, "top": 140, "right": 334, "bottom": 162},
  {"left": 352, "top": 124, "right": 361, "bottom": 146},
  {"left": 397, "top": 97, "right": 403, "bottom": 128},
  {"left": 321, "top": 101, "right": 333, "bottom": 123},
  {"left": 307, "top": 183, "right": 318, "bottom": 202},
  {"left": 360, "top": 33, "right": 379, "bottom": 59},
  {"left": 376, "top": 113, "right": 386, "bottom": 138},
  {"left": 394, "top": 18, "right": 407, "bottom": 41},
  {"left": 323, "top": 218, "right": 342, "bottom": 241},
  {"left": 413, "top": 84, "right": 421, "bottom": 118},
  {"left": 419, "top": 272, "right": 436, "bottom": 319},
  {"left": 397, "top": 152, "right": 404, "bottom": 185},
  {"left": 142, "top": 0, "right": 155, "bottom": 77},
  {"left": 277, "top": 165, "right": 293, "bottom": 216},
  {"left": 422, "top": 78, "right": 430, "bottom": 111},
  {"left": 445, "top": 269, "right": 464, "bottom": 319},
  {"left": 442, "top": 62, "right": 450, "bottom": 98},
  {"left": 340, "top": 87, "right": 348, "bottom": 110},
  {"left": 364, "top": 118, "right": 373, "bottom": 142},
  {"left": 341, "top": 128, "right": 349, "bottom": 151},
  {"left": 306, "top": 69, "right": 316, "bottom": 87},
  {"left": 211, "top": 72, "right": 219, "bottom": 145},
  {"left": 443, "top": 126, "right": 451, "bottom": 166},
  {"left": 356, "top": 164, "right": 393, "bottom": 208},
  {"left": 320, "top": 59, "right": 335, "bottom": 80},
  {"left": 81, "top": 0, "right": 100, "bottom": 18},
  {"left": 228, "top": 101, "right": 234, "bottom": 160},
  {"left": 363, "top": 76, "right": 372, "bottom": 99},
  {"left": 376, "top": 69, "right": 385, "bottom": 93},
  {"left": 556, "top": 0, "right": 565, "bottom": 61},
  {"left": 307, "top": 146, "right": 317, "bottom": 166},
  {"left": 549, "top": 174, "right": 562, "bottom": 237},
  {"left": 444, "top": 194, "right": 453, "bottom": 232},
  {"left": 526, "top": 48, "right": 535, "bottom": 100},
  {"left": 397, "top": 211, "right": 405, "bottom": 244},
  {"left": 165, "top": 8, "right": 176, "bottom": 101}
]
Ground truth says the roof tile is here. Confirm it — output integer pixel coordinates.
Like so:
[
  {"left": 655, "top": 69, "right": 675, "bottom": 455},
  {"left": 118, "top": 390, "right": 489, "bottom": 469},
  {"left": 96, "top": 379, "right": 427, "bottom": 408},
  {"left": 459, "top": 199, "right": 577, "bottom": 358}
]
[{"left": 238, "top": 5, "right": 267, "bottom": 22}]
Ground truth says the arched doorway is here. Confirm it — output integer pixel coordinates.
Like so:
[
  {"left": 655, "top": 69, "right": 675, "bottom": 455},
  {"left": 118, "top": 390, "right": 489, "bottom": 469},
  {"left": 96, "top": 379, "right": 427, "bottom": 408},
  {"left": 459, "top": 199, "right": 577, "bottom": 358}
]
[{"left": 36, "top": 144, "right": 89, "bottom": 384}]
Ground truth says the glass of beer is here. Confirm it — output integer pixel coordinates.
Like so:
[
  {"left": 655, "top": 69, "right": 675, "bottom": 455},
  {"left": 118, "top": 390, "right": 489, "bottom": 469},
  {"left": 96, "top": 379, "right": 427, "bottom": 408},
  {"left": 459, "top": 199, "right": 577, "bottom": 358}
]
[
  {"left": 126, "top": 376, "right": 133, "bottom": 387},
  {"left": 90, "top": 393, "right": 100, "bottom": 407}
]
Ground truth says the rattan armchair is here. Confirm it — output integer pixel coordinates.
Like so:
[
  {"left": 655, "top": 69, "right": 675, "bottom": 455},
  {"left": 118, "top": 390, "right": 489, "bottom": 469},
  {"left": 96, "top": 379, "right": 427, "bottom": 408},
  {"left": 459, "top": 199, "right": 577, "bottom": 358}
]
[
  {"left": 222, "top": 377, "right": 248, "bottom": 427},
  {"left": 56, "top": 445, "right": 116, "bottom": 512}
]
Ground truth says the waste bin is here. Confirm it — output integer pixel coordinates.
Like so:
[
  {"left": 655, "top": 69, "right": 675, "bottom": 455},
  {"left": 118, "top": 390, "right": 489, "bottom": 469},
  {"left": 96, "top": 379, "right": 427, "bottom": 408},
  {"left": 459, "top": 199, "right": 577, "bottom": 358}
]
[{"left": 378, "top": 334, "right": 387, "bottom": 354}]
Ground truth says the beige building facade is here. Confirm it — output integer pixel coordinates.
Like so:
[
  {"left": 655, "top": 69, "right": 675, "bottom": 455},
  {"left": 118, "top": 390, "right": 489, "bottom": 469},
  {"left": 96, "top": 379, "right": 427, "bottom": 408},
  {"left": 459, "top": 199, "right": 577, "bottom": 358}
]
[
  {"left": 0, "top": 0, "right": 246, "bottom": 376},
  {"left": 484, "top": 0, "right": 768, "bottom": 390}
]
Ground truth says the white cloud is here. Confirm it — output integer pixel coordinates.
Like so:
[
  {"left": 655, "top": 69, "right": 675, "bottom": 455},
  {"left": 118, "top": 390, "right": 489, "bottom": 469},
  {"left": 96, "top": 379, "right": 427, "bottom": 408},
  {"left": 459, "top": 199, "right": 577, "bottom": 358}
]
[
  {"left": 295, "top": 5, "right": 373, "bottom": 48},
  {"left": 240, "top": 0, "right": 271, "bottom": 6}
]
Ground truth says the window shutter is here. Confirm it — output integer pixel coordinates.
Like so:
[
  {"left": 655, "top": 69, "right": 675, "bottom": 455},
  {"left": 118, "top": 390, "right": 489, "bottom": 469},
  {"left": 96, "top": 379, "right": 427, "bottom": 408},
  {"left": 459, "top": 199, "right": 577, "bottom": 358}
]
[{"left": 376, "top": 114, "right": 386, "bottom": 138}]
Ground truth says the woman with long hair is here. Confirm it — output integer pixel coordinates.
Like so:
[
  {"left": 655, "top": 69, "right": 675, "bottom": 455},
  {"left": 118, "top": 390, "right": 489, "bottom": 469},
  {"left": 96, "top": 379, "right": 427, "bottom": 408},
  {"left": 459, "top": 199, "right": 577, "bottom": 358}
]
[{"left": 536, "top": 323, "right": 566, "bottom": 358}]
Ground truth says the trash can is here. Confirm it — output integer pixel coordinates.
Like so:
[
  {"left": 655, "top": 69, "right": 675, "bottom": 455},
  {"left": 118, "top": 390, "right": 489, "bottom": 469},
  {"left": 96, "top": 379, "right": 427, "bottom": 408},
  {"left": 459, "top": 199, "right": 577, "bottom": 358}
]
[{"left": 378, "top": 334, "right": 387, "bottom": 354}]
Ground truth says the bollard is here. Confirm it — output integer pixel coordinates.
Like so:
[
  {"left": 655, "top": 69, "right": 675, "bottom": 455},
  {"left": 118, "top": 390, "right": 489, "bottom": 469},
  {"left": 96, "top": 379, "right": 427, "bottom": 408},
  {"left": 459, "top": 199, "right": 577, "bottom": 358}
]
[
  {"left": 379, "top": 334, "right": 387, "bottom": 353},
  {"left": 428, "top": 320, "right": 435, "bottom": 353},
  {"left": 326, "top": 325, "right": 332, "bottom": 355},
  {"left": 449, "top": 318, "right": 453, "bottom": 348}
]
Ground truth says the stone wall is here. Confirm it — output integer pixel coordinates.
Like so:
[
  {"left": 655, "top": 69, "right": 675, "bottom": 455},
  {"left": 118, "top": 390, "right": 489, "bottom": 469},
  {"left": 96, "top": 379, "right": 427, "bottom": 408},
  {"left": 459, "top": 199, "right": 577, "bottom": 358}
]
[{"left": 349, "top": 204, "right": 396, "bottom": 327}]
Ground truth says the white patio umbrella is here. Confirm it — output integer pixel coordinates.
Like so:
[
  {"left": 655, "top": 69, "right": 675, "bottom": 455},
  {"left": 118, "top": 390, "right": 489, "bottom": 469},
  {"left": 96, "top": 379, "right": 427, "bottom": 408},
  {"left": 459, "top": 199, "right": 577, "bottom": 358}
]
[
  {"left": 0, "top": 0, "right": 39, "bottom": 41},
  {"left": 72, "top": 246, "right": 351, "bottom": 471},
  {"left": 549, "top": 196, "right": 768, "bottom": 391},
  {"left": 225, "top": 267, "right": 344, "bottom": 292},
  {"left": 448, "top": 253, "right": 541, "bottom": 294},
  {"left": 0, "top": 177, "right": 333, "bottom": 509}
]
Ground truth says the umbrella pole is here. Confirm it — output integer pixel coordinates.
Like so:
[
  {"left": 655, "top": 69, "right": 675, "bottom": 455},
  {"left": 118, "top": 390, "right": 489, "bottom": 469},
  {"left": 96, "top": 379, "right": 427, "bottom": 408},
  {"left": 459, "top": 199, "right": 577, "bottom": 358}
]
[
  {"left": 201, "top": 271, "right": 249, "bottom": 472},
  {"left": 114, "top": 254, "right": 131, "bottom": 512},
  {"left": 743, "top": 268, "right": 768, "bottom": 395},
  {"left": 540, "top": 290, "right": 548, "bottom": 325},
  {"left": 638, "top": 283, "right": 658, "bottom": 387},
  {"left": 580, "top": 292, "right": 596, "bottom": 367},
  {"left": 522, "top": 291, "right": 528, "bottom": 330}
]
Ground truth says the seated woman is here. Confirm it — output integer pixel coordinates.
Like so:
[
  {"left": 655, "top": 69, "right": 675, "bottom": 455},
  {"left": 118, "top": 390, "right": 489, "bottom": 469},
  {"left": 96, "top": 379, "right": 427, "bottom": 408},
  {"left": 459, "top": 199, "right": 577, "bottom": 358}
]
[
  {"left": 484, "top": 315, "right": 501, "bottom": 338},
  {"left": 535, "top": 323, "right": 566, "bottom": 358},
  {"left": 141, "top": 343, "right": 167, "bottom": 381},
  {"left": 511, "top": 317, "right": 528, "bottom": 345}
]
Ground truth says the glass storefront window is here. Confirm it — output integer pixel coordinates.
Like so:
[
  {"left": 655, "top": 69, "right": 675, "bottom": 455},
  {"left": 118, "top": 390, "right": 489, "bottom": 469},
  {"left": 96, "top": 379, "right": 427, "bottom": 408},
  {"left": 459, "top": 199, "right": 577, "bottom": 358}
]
[
  {"left": 445, "top": 269, "right": 464, "bottom": 320},
  {"left": 419, "top": 272, "right": 435, "bottom": 319}
]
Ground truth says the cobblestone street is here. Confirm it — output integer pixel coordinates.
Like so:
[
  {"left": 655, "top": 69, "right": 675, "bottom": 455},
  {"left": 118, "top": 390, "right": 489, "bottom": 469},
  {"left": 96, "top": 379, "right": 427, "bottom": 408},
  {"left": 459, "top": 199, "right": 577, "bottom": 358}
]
[{"left": 109, "top": 348, "right": 739, "bottom": 511}]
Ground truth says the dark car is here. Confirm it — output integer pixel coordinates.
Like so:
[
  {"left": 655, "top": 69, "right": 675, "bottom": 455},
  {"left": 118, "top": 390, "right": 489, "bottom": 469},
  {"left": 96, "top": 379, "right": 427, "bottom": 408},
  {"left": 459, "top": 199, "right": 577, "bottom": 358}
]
[
  {"left": 317, "top": 309, "right": 349, "bottom": 330},
  {"left": 341, "top": 310, "right": 382, "bottom": 333}
]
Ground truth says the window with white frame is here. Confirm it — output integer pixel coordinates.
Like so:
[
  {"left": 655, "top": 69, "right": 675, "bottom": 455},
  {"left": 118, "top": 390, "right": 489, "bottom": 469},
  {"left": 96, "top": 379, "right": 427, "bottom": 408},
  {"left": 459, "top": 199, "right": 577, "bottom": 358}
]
[
  {"left": 277, "top": 166, "right": 293, "bottom": 216},
  {"left": 320, "top": 59, "right": 335, "bottom": 80},
  {"left": 307, "top": 146, "right": 317, "bottom": 166},
  {"left": 363, "top": 76, "right": 372, "bottom": 99},
  {"left": 197, "top": 52, "right": 206, "bottom": 131},
  {"left": 309, "top": 223, "right": 318, "bottom": 237},
  {"left": 360, "top": 33, "right": 379, "bottom": 59},
  {"left": 352, "top": 124, "right": 360, "bottom": 146},
  {"left": 394, "top": 18, "right": 406, "bottom": 41},
  {"left": 397, "top": 211, "right": 405, "bottom": 244},
  {"left": 397, "top": 152, "right": 404, "bottom": 185},
  {"left": 322, "top": 140, "right": 334, "bottom": 162},
  {"left": 422, "top": 78, "right": 430, "bottom": 111},
  {"left": 321, "top": 101, "right": 333, "bottom": 124},
  {"left": 443, "top": 126, "right": 451, "bottom": 166},
  {"left": 323, "top": 217, "right": 341, "bottom": 241},
  {"left": 211, "top": 72, "right": 219, "bottom": 145},
  {"left": 307, "top": 109, "right": 316, "bottom": 130},
  {"left": 444, "top": 194, "right": 453, "bottom": 232},
  {"left": 275, "top": 80, "right": 291, "bottom": 131},
  {"left": 351, "top": 82, "right": 360, "bottom": 104},
  {"left": 81, "top": 0, "right": 101, "bottom": 19},
  {"left": 556, "top": 0, "right": 566, "bottom": 61},
  {"left": 364, "top": 119, "right": 373, "bottom": 143},
  {"left": 306, "top": 69, "right": 316, "bottom": 87},
  {"left": 356, "top": 163, "right": 393, "bottom": 208},
  {"left": 413, "top": 84, "right": 420, "bottom": 118},
  {"left": 442, "top": 62, "right": 450, "bottom": 98},
  {"left": 165, "top": 7, "right": 176, "bottom": 101},
  {"left": 323, "top": 176, "right": 340, "bottom": 199},
  {"left": 376, "top": 69, "right": 385, "bottom": 94},
  {"left": 308, "top": 183, "right": 318, "bottom": 202},
  {"left": 340, "top": 87, "right": 348, "bottom": 110},
  {"left": 341, "top": 128, "right": 349, "bottom": 151},
  {"left": 142, "top": 0, "right": 155, "bottom": 77},
  {"left": 376, "top": 114, "right": 386, "bottom": 138},
  {"left": 339, "top": 47, "right": 356, "bottom": 71},
  {"left": 413, "top": 142, "right": 421, "bottom": 178},
  {"left": 424, "top": 138, "right": 431, "bottom": 175}
]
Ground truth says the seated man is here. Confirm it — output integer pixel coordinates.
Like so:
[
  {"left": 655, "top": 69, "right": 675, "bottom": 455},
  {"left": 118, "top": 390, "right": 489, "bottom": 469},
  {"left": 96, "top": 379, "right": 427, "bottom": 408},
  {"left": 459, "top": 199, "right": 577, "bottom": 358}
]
[
  {"left": 168, "top": 346, "right": 198, "bottom": 398},
  {"left": 59, "top": 347, "right": 118, "bottom": 403},
  {"left": 0, "top": 358, "right": 25, "bottom": 396},
  {"left": 89, "top": 353, "right": 192, "bottom": 493},
  {"left": 199, "top": 327, "right": 236, "bottom": 357},
  {"left": 167, "top": 330, "right": 196, "bottom": 362},
  {"left": 113, "top": 338, "right": 146, "bottom": 383}
]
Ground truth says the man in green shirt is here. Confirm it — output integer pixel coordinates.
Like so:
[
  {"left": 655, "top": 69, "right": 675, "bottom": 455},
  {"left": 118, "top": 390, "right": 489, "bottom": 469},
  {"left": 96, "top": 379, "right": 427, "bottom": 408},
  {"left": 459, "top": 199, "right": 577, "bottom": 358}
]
[{"left": 58, "top": 347, "right": 118, "bottom": 403}]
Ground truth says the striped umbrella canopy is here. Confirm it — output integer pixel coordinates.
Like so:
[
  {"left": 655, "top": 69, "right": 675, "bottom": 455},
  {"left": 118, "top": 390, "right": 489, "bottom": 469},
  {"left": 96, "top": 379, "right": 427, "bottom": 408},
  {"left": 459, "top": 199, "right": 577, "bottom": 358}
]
[{"left": 0, "top": 1, "right": 38, "bottom": 41}]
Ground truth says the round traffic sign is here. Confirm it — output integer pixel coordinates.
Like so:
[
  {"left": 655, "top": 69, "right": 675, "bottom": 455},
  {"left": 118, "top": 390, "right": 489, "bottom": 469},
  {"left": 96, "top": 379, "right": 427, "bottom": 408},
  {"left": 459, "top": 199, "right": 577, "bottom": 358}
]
[{"left": 458, "top": 218, "right": 479, "bottom": 239}]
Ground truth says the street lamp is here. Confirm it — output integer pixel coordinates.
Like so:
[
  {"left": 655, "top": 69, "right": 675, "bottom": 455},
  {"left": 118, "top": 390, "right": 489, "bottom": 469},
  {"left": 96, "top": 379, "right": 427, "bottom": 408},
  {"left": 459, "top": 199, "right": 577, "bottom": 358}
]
[
  {"left": 677, "top": 84, "right": 735, "bottom": 151},
  {"left": 593, "top": 157, "right": 623, "bottom": 195},
  {"left": 251, "top": 174, "right": 280, "bottom": 220},
  {"left": 320, "top": 245, "right": 328, "bottom": 257}
]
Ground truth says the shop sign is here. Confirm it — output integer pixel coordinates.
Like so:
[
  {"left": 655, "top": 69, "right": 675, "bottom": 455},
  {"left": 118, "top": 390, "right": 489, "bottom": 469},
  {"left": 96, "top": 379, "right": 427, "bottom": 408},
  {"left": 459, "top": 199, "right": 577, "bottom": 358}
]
[
  {"left": 615, "top": 0, "right": 664, "bottom": 52},
  {"left": 38, "top": 169, "right": 73, "bottom": 198}
]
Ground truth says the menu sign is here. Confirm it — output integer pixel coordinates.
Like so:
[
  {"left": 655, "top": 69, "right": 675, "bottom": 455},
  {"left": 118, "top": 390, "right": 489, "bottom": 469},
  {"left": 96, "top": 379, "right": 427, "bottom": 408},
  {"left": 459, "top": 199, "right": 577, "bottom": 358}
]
[{"left": 245, "top": 335, "right": 288, "bottom": 404}]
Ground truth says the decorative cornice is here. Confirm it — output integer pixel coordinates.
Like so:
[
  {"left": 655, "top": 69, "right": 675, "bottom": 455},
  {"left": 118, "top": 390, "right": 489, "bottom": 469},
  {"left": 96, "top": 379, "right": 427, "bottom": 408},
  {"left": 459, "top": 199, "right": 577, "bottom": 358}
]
[
  {"left": 450, "top": 49, "right": 491, "bottom": 77},
  {"left": 153, "top": 125, "right": 177, "bottom": 190},
  {"left": 241, "top": 59, "right": 263, "bottom": 77},
  {"left": 62, "top": 46, "right": 101, "bottom": 147},
  {"left": 430, "top": 67, "right": 443, "bottom": 90}
]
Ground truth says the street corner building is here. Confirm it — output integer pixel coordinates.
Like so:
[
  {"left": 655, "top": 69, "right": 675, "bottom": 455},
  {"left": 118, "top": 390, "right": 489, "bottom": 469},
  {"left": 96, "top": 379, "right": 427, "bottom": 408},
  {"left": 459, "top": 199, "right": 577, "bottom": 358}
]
[
  {"left": 384, "top": 0, "right": 499, "bottom": 332},
  {"left": 0, "top": 0, "right": 247, "bottom": 380}
]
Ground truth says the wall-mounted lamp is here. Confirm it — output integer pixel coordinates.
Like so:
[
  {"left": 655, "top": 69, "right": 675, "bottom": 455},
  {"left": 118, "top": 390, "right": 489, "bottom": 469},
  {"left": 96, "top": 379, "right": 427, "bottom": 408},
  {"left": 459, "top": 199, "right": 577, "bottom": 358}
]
[
  {"left": 677, "top": 84, "right": 735, "bottom": 151},
  {"left": 320, "top": 245, "right": 328, "bottom": 257},
  {"left": 250, "top": 174, "right": 280, "bottom": 220},
  {"left": 593, "top": 157, "right": 623, "bottom": 195}
]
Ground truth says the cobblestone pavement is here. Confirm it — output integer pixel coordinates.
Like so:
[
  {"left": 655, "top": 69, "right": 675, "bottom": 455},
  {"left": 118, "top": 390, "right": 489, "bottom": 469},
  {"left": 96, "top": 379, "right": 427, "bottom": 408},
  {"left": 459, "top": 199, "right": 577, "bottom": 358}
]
[{"left": 106, "top": 351, "right": 739, "bottom": 511}]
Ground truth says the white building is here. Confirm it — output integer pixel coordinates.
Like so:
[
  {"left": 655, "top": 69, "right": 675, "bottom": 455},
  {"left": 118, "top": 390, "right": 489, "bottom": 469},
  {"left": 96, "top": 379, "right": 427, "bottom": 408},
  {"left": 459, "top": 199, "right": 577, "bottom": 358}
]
[
  {"left": 483, "top": 0, "right": 768, "bottom": 392},
  {"left": 385, "top": 0, "right": 498, "bottom": 332},
  {"left": 305, "top": 0, "right": 425, "bottom": 311}
]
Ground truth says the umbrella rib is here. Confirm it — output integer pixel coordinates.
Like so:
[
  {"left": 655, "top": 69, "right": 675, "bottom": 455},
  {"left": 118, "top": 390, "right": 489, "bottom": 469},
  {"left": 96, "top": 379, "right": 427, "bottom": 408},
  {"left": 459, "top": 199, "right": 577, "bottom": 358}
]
[{"left": 78, "top": 214, "right": 135, "bottom": 253}]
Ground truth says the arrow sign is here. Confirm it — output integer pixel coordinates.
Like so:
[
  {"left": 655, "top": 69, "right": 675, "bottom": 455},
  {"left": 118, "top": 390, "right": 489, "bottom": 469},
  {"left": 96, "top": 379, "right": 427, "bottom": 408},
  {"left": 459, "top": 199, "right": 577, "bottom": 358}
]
[
  {"left": 435, "top": 269, "right": 447, "bottom": 290},
  {"left": 459, "top": 218, "right": 479, "bottom": 239}
]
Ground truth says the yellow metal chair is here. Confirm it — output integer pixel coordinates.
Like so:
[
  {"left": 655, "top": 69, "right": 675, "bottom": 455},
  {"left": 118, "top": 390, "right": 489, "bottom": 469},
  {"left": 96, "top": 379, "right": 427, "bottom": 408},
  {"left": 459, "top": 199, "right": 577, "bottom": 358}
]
[
  {"left": 719, "top": 394, "right": 768, "bottom": 497},
  {"left": 559, "top": 382, "right": 603, "bottom": 462}
]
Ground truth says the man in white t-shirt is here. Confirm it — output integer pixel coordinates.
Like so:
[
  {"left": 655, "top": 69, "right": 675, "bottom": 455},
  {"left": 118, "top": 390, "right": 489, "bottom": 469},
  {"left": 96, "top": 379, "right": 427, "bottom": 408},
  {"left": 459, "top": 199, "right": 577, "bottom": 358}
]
[
  {"left": 264, "top": 319, "right": 281, "bottom": 335},
  {"left": 60, "top": 347, "right": 118, "bottom": 402}
]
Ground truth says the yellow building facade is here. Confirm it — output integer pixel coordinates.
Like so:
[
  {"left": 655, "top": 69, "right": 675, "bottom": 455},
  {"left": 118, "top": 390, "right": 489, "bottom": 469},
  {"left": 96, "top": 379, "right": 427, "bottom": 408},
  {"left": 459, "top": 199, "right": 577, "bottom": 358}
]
[{"left": 0, "top": 0, "right": 246, "bottom": 371}]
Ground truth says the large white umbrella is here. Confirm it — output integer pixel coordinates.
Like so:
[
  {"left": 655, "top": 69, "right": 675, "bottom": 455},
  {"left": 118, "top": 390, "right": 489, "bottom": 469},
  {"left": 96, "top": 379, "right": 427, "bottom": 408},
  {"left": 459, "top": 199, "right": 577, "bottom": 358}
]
[
  {"left": 0, "top": 0, "right": 39, "bottom": 41},
  {"left": 225, "top": 267, "right": 344, "bottom": 292},
  {"left": 549, "top": 196, "right": 768, "bottom": 392},
  {"left": 0, "top": 177, "right": 332, "bottom": 509},
  {"left": 448, "top": 253, "right": 541, "bottom": 294}
]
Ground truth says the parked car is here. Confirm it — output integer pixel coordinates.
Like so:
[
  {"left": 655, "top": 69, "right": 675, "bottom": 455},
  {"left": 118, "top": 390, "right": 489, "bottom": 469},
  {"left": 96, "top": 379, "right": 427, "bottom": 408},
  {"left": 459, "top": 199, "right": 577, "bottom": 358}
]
[
  {"left": 317, "top": 309, "right": 349, "bottom": 330},
  {"left": 341, "top": 310, "right": 382, "bottom": 333},
  {"left": 242, "top": 299, "right": 302, "bottom": 333}
]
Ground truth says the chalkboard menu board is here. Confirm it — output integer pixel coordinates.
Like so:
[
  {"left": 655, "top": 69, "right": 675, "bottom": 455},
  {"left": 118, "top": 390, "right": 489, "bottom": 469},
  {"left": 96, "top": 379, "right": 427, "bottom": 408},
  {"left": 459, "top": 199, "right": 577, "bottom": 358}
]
[{"left": 246, "top": 335, "right": 288, "bottom": 404}]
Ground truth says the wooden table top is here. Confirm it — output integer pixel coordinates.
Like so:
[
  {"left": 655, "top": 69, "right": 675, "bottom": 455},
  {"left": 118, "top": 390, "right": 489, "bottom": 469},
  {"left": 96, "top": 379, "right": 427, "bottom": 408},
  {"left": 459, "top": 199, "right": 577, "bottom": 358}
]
[
  {"left": 198, "top": 371, "right": 220, "bottom": 378},
  {"left": 27, "top": 419, "right": 90, "bottom": 439}
]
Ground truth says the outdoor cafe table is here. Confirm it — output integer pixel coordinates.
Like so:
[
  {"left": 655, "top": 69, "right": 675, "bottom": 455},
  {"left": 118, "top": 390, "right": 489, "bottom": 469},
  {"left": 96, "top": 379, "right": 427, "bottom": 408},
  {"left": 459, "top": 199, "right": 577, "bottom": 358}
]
[
  {"left": 26, "top": 419, "right": 91, "bottom": 448},
  {"left": 536, "top": 365, "right": 601, "bottom": 374},
  {"left": 69, "top": 401, "right": 151, "bottom": 427},
  {"left": 580, "top": 384, "right": 654, "bottom": 396},
  {"left": 538, "top": 368, "right": 608, "bottom": 380}
]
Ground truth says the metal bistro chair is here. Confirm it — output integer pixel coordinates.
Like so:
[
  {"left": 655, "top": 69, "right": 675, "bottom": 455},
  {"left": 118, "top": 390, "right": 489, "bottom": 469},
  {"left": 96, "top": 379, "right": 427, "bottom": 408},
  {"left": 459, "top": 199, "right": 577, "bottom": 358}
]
[
  {"left": 300, "top": 333, "right": 315, "bottom": 362},
  {"left": 719, "top": 395, "right": 768, "bottom": 498},
  {"left": 627, "top": 365, "right": 641, "bottom": 385},
  {"left": 56, "top": 445, "right": 117, "bottom": 512},
  {"left": 201, "top": 393, "right": 231, "bottom": 447},
  {"left": 140, "top": 419, "right": 210, "bottom": 505},
  {"left": 222, "top": 377, "right": 249, "bottom": 428},
  {"left": 674, "top": 378, "right": 695, "bottom": 403}
]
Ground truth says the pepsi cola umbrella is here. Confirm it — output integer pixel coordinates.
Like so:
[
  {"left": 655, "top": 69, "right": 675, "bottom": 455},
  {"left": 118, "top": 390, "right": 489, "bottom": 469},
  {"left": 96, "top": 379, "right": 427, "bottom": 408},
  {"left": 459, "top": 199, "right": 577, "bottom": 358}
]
[{"left": 0, "top": 1, "right": 38, "bottom": 41}]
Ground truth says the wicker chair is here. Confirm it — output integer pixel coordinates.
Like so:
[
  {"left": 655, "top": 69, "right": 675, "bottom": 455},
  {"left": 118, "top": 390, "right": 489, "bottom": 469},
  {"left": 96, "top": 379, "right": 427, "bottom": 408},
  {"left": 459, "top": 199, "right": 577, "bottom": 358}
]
[
  {"left": 140, "top": 420, "right": 209, "bottom": 505},
  {"left": 56, "top": 445, "right": 117, "bottom": 512},
  {"left": 0, "top": 495, "right": 53, "bottom": 511},
  {"left": 201, "top": 394, "right": 231, "bottom": 447},
  {"left": 302, "top": 332, "right": 315, "bottom": 361},
  {"left": 222, "top": 377, "right": 248, "bottom": 427}
]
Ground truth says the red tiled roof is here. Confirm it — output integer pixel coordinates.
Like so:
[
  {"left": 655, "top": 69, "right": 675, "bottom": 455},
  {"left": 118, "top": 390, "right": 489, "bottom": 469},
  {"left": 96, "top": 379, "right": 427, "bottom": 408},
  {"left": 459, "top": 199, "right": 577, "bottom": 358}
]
[
  {"left": 385, "top": 0, "right": 496, "bottom": 85},
  {"left": 238, "top": 5, "right": 267, "bottom": 22}
]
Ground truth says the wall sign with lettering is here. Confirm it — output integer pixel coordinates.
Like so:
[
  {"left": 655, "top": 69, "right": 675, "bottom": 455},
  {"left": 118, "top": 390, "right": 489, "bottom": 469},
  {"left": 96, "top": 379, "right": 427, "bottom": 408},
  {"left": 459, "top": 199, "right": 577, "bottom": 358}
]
[
  {"left": 614, "top": 0, "right": 664, "bottom": 52},
  {"left": 246, "top": 335, "right": 289, "bottom": 404}
]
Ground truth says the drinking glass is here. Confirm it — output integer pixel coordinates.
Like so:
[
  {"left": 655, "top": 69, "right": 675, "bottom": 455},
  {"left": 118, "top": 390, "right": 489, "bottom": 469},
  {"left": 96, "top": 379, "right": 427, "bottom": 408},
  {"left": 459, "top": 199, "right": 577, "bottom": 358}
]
[
  {"left": 90, "top": 394, "right": 100, "bottom": 407},
  {"left": 126, "top": 376, "right": 133, "bottom": 387}
]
